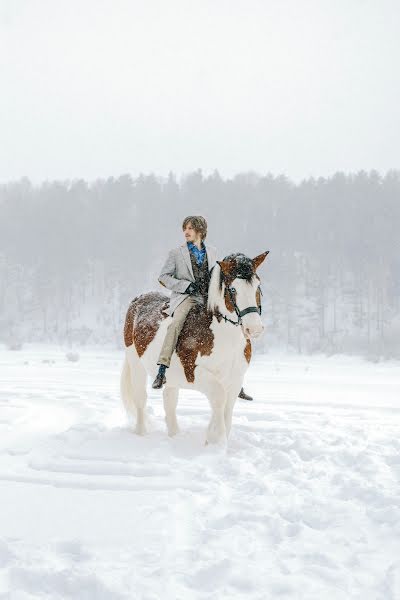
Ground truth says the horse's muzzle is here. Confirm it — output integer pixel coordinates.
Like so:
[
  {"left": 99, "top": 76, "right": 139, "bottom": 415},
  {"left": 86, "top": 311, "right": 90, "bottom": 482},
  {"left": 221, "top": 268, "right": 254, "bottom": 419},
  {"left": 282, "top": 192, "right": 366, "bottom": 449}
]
[{"left": 243, "top": 324, "right": 264, "bottom": 339}]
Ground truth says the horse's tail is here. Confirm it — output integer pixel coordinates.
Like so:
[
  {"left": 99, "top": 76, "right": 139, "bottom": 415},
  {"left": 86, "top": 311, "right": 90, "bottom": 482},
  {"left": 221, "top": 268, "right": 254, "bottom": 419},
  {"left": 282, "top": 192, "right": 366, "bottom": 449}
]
[{"left": 120, "top": 353, "right": 137, "bottom": 419}]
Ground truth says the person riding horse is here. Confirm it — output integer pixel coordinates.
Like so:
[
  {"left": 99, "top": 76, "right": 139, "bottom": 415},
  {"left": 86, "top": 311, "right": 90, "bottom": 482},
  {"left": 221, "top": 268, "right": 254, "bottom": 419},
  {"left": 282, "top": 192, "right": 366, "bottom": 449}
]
[{"left": 152, "top": 215, "right": 254, "bottom": 401}]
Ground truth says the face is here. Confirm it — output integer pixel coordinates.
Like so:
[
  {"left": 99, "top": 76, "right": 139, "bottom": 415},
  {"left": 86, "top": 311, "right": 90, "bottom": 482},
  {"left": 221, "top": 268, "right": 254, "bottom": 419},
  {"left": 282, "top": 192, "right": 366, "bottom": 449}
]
[
  {"left": 183, "top": 222, "right": 202, "bottom": 244},
  {"left": 218, "top": 251, "right": 269, "bottom": 340},
  {"left": 226, "top": 276, "right": 264, "bottom": 339}
]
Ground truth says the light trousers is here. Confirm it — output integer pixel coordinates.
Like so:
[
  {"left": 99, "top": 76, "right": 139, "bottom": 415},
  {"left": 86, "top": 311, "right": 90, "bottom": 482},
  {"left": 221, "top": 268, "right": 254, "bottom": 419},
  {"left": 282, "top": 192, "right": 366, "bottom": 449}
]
[{"left": 157, "top": 296, "right": 200, "bottom": 367}]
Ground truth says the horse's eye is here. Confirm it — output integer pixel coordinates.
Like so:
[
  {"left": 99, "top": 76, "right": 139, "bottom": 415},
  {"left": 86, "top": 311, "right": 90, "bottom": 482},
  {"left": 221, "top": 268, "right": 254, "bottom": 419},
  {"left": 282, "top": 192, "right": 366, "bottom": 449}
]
[{"left": 230, "top": 287, "right": 236, "bottom": 294}]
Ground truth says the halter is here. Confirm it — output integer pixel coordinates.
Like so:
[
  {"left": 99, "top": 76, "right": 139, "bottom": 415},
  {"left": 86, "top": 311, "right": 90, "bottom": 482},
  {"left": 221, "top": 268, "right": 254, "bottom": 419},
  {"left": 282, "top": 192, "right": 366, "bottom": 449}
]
[{"left": 217, "top": 274, "right": 263, "bottom": 327}]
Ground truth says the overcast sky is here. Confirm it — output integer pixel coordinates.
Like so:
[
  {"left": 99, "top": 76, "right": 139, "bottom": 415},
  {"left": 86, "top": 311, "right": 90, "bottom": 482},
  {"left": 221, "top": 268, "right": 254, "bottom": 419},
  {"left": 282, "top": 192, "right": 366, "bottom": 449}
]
[{"left": 1, "top": 0, "right": 399, "bottom": 183}]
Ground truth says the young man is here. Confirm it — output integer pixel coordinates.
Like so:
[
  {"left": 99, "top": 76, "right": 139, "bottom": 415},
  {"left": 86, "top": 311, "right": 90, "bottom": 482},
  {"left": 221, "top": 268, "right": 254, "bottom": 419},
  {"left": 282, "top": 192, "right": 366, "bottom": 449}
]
[{"left": 152, "top": 216, "right": 254, "bottom": 401}]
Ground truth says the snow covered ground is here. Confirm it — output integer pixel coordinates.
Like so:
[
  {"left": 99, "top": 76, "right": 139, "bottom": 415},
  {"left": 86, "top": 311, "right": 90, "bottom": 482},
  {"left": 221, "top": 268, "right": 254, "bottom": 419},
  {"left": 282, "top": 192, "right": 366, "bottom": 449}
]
[{"left": 0, "top": 345, "right": 399, "bottom": 600}]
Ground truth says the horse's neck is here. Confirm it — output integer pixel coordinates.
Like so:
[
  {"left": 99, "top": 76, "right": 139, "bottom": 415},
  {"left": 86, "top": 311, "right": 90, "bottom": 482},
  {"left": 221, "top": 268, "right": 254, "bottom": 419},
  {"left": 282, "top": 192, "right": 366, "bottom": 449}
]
[{"left": 209, "top": 311, "right": 246, "bottom": 364}]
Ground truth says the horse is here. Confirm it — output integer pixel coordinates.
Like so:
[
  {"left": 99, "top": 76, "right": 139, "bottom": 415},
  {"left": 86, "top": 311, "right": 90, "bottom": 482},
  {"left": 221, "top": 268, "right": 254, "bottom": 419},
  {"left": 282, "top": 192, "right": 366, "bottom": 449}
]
[{"left": 120, "top": 251, "right": 269, "bottom": 444}]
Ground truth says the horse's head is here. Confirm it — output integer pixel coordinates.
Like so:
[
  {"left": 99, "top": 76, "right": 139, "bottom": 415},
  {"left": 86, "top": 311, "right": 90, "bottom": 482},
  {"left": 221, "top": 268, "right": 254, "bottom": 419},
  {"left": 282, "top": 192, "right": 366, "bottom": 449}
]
[{"left": 208, "top": 251, "right": 269, "bottom": 339}]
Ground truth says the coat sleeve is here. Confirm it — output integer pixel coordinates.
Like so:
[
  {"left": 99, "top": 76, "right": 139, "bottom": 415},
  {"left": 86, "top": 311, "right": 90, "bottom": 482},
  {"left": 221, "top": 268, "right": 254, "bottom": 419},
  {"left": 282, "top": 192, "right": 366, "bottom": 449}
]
[{"left": 158, "top": 249, "right": 192, "bottom": 293}]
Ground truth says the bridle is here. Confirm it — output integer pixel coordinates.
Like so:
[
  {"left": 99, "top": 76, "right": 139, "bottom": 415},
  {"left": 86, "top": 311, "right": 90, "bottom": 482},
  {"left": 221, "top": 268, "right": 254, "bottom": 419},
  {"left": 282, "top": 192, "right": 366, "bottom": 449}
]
[{"left": 218, "top": 273, "right": 263, "bottom": 327}]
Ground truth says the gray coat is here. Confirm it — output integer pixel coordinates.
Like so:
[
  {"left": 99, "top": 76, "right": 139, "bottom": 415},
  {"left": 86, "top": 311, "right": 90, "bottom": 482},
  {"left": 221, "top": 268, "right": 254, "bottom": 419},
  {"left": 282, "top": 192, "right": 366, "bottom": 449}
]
[{"left": 158, "top": 243, "right": 217, "bottom": 316}]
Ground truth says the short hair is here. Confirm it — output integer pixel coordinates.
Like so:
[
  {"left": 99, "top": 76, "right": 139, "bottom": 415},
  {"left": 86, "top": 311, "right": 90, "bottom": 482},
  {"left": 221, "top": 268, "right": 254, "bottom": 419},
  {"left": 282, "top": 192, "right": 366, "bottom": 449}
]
[{"left": 182, "top": 215, "right": 208, "bottom": 240}]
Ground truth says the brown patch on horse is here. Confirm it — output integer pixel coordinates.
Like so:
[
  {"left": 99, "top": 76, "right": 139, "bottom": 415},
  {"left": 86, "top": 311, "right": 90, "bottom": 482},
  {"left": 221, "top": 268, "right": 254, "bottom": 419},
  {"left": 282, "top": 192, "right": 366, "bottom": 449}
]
[
  {"left": 256, "top": 286, "right": 261, "bottom": 308},
  {"left": 217, "top": 258, "right": 237, "bottom": 313},
  {"left": 176, "top": 304, "right": 214, "bottom": 383},
  {"left": 224, "top": 289, "right": 236, "bottom": 313},
  {"left": 124, "top": 292, "right": 169, "bottom": 355},
  {"left": 124, "top": 302, "right": 135, "bottom": 347},
  {"left": 218, "top": 258, "right": 236, "bottom": 280},
  {"left": 244, "top": 339, "right": 252, "bottom": 363}
]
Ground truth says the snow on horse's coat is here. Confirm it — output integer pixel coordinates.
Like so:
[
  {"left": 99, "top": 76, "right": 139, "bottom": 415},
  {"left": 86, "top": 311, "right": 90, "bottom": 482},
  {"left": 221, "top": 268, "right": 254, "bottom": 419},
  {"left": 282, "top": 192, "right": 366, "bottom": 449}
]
[
  {"left": 124, "top": 292, "right": 169, "bottom": 356},
  {"left": 121, "top": 251, "right": 269, "bottom": 444}
]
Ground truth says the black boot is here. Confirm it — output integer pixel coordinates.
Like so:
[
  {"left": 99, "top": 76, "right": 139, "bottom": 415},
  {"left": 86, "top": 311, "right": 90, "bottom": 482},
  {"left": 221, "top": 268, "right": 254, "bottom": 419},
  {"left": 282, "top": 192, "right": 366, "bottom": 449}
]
[
  {"left": 238, "top": 387, "right": 253, "bottom": 401},
  {"left": 152, "top": 364, "right": 167, "bottom": 389}
]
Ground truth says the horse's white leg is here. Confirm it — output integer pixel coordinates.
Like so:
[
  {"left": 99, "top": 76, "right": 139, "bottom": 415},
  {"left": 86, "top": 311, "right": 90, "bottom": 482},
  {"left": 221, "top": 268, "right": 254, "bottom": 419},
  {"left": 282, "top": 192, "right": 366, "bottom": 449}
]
[
  {"left": 224, "top": 380, "right": 242, "bottom": 438},
  {"left": 207, "top": 380, "right": 228, "bottom": 444},
  {"left": 198, "top": 378, "right": 226, "bottom": 445},
  {"left": 224, "top": 398, "right": 236, "bottom": 438},
  {"left": 120, "top": 352, "right": 136, "bottom": 421},
  {"left": 125, "top": 345, "right": 148, "bottom": 435},
  {"left": 163, "top": 387, "right": 180, "bottom": 436},
  {"left": 194, "top": 367, "right": 228, "bottom": 444}
]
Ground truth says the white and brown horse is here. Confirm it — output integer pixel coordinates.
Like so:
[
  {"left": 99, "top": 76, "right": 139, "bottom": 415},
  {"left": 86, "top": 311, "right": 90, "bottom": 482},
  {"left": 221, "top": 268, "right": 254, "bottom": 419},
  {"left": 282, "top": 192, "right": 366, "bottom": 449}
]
[{"left": 121, "top": 251, "right": 269, "bottom": 444}]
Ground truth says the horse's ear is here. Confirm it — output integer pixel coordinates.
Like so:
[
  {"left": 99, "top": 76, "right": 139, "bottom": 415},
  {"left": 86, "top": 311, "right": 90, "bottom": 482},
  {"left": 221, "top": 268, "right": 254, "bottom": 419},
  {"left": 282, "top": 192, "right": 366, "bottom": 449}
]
[
  {"left": 217, "top": 259, "right": 234, "bottom": 277},
  {"left": 252, "top": 251, "right": 270, "bottom": 270}
]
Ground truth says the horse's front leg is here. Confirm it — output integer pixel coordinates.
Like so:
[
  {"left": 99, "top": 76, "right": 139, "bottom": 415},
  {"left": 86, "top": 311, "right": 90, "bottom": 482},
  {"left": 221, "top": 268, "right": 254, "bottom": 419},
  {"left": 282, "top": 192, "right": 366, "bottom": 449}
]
[
  {"left": 163, "top": 386, "right": 180, "bottom": 436},
  {"left": 224, "top": 379, "right": 243, "bottom": 438},
  {"left": 206, "top": 381, "right": 228, "bottom": 445},
  {"left": 195, "top": 367, "right": 227, "bottom": 444}
]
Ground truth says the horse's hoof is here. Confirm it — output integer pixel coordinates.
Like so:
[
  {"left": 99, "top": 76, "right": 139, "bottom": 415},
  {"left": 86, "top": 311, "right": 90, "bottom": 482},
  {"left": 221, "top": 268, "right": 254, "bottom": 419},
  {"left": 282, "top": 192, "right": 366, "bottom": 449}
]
[
  {"left": 167, "top": 426, "right": 180, "bottom": 437},
  {"left": 135, "top": 425, "right": 147, "bottom": 436},
  {"left": 205, "top": 434, "right": 227, "bottom": 446}
]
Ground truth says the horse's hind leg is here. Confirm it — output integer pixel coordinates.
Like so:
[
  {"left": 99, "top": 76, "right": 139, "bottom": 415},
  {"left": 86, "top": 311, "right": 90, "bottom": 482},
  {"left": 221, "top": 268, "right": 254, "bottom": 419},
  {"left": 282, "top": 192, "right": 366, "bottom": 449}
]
[
  {"left": 163, "top": 387, "right": 179, "bottom": 436},
  {"left": 125, "top": 345, "right": 148, "bottom": 435}
]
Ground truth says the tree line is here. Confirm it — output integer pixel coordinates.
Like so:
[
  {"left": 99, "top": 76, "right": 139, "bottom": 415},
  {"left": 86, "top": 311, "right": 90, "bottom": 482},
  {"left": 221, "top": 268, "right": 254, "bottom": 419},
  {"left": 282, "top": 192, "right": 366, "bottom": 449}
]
[{"left": 0, "top": 169, "right": 399, "bottom": 358}]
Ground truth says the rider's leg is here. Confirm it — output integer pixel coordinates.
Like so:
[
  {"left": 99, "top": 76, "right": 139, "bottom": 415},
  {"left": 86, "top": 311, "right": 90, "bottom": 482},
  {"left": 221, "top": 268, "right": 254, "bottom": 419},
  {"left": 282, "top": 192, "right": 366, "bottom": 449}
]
[
  {"left": 158, "top": 297, "right": 197, "bottom": 367},
  {"left": 152, "top": 297, "right": 196, "bottom": 388}
]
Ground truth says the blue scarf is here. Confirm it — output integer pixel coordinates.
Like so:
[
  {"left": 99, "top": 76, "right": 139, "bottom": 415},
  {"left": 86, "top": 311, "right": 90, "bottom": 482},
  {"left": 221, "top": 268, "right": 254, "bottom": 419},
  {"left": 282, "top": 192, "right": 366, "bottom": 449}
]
[{"left": 187, "top": 241, "right": 206, "bottom": 266}]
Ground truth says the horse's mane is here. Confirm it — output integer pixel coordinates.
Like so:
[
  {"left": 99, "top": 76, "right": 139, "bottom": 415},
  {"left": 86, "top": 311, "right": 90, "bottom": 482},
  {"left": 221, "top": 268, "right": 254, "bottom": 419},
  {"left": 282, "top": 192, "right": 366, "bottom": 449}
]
[
  {"left": 207, "top": 263, "right": 223, "bottom": 314},
  {"left": 207, "top": 253, "right": 256, "bottom": 314}
]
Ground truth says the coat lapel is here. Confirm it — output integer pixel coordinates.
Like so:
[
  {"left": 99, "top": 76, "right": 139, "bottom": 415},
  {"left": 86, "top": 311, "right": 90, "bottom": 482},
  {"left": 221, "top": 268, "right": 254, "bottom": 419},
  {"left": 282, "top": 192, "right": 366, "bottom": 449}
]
[
  {"left": 180, "top": 244, "right": 195, "bottom": 279},
  {"left": 205, "top": 245, "right": 216, "bottom": 270}
]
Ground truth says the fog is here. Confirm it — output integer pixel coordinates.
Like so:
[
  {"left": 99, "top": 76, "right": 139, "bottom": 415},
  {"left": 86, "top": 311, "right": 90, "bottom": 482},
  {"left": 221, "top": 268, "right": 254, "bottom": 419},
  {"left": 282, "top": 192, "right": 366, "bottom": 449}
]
[{"left": 0, "top": 1, "right": 399, "bottom": 359}]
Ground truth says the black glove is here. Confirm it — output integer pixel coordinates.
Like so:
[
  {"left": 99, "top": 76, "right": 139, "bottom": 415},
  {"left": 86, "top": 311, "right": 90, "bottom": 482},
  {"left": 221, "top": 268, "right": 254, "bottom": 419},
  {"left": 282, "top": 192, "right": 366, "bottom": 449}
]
[{"left": 186, "top": 282, "right": 199, "bottom": 295}]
